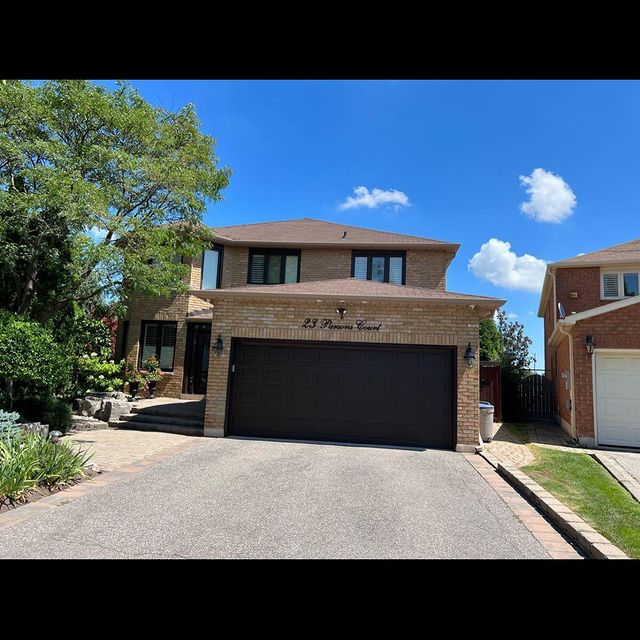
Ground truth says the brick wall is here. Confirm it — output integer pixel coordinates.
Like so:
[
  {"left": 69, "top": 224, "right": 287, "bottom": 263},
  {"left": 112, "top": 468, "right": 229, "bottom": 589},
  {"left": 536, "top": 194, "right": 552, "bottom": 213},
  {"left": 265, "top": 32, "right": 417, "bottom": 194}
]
[
  {"left": 203, "top": 298, "right": 481, "bottom": 449},
  {"left": 555, "top": 267, "right": 604, "bottom": 317},
  {"left": 554, "top": 336, "right": 571, "bottom": 427},
  {"left": 220, "top": 246, "right": 451, "bottom": 289},
  {"left": 571, "top": 303, "right": 640, "bottom": 438},
  {"left": 119, "top": 253, "right": 212, "bottom": 398}
]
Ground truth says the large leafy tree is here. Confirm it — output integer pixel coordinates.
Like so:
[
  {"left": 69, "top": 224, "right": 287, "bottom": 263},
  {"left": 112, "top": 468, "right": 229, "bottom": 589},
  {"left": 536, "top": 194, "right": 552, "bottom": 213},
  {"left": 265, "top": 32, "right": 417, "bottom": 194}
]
[
  {"left": 0, "top": 80, "right": 230, "bottom": 321},
  {"left": 479, "top": 317, "right": 503, "bottom": 362},
  {"left": 496, "top": 309, "right": 533, "bottom": 373}
]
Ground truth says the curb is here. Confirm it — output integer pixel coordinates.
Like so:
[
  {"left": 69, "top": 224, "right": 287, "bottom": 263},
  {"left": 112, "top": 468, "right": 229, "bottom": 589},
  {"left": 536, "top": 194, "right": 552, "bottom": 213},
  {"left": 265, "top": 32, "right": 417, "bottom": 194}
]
[
  {"left": 591, "top": 453, "right": 640, "bottom": 504},
  {"left": 478, "top": 450, "right": 628, "bottom": 560}
]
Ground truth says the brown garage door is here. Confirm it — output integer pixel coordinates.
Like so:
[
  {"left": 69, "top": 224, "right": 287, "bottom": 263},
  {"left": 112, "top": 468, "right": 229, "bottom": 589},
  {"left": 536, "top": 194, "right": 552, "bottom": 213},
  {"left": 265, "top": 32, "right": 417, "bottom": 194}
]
[{"left": 227, "top": 339, "right": 455, "bottom": 449}]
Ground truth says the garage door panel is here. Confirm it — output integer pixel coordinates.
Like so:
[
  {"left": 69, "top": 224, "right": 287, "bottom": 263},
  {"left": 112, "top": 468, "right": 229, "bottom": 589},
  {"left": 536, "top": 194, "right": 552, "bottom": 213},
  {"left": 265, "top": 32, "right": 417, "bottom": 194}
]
[
  {"left": 228, "top": 339, "right": 454, "bottom": 449},
  {"left": 596, "top": 351, "right": 640, "bottom": 447}
]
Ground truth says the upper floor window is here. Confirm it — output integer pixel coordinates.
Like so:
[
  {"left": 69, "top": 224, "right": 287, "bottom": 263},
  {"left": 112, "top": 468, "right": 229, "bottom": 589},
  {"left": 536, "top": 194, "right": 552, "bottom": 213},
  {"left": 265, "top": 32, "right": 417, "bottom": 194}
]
[
  {"left": 248, "top": 249, "right": 300, "bottom": 284},
  {"left": 351, "top": 251, "right": 405, "bottom": 285},
  {"left": 602, "top": 271, "right": 639, "bottom": 299},
  {"left": 201, "top": 245, "right": 223, "bottom": 290}
]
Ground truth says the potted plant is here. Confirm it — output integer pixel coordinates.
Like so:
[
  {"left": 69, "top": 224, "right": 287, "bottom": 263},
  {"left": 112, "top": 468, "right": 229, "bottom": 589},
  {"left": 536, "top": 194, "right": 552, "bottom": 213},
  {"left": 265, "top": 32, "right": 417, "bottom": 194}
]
[
  {"left": 140, "top": 355, "right": 163, "bottom": 398},
  {"left": 124, "top": 363, "right": 144, "bottom": 400}
]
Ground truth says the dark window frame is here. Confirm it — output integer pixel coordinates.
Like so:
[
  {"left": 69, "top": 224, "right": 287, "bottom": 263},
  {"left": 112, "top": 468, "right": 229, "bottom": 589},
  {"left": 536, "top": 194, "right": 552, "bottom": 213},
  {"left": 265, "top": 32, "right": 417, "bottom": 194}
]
[
  {"left": 200, "top": 243, "right": 224, "bottom": 290},
  {"left": 139, "top": 320, "right": 178, "bottom": 372},
  {"left": 247, "top": 248, "right": 302, "bottom": 285},
  {"left": 351, "top": 250, "right": 406, "bottom": 285},
  {"left": 118, "top": 320, "right": 130, "bottom": 361}
]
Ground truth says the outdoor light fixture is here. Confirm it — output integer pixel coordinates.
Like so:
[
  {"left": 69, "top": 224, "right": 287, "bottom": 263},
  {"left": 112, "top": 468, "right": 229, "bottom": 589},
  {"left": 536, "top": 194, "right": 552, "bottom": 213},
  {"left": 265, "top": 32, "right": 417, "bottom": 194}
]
[
  {"left": 586, "top": 335, "right": 595, "bottom": 356},
  {"left": 464, "top": 342, "right": 475, "bottom": 368},
  {"left": 336, "top": 307, "right": 347, "bottom": 319},
  {"left": 49, "top": 430, "right": 62, "bottom": 444},
  {"left": 214, "top": 334, "right": 224, "bottom": 357}
]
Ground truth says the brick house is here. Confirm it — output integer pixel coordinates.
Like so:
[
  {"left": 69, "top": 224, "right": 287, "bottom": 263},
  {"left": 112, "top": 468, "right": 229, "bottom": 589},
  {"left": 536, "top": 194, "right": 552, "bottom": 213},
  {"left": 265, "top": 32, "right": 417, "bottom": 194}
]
[
  {"left": 538, "top": 238, "right": 640, "bottom": 448},
  {"left": 116, "top": 218, "right": 504, "bottom": 451}
]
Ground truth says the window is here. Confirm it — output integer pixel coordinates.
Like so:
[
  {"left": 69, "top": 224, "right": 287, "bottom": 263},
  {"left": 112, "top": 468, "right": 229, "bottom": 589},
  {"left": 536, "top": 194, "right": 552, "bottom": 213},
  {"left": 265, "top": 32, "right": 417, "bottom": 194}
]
[
  {"left": 201, "top": 245, "right": 223, "bottom": 290},
  {"left": 247, "top": 249, "right": 300, "bottom": 284},
  {"left": 139, "top": 321, "right": 177, "bottom": 371},
  {"left": 351, "top": 252, "right": 406, "bottom": 285},
  {"left": 602, "top": 271, "right": 640, "bottom": 299}
]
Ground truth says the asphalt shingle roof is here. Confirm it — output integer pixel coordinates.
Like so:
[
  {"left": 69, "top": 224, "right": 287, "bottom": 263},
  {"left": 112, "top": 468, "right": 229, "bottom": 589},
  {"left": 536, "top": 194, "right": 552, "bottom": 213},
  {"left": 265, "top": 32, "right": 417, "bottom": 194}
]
[
  {"left": 552, "top": 238, "right": 640, "bottom": 266},
  {"left": 212, "top": 218, "right": 458, "bottom": 249}
]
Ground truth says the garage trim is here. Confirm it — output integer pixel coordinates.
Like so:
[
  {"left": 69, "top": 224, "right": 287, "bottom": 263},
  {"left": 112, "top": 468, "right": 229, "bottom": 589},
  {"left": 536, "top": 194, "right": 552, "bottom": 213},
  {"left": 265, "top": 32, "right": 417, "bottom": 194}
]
[
  {"left": 593, "top": 348, "right": 640, "bottom": 448},
  {"left": 225, "top": 337, "right": 457, "bottom": 449}
]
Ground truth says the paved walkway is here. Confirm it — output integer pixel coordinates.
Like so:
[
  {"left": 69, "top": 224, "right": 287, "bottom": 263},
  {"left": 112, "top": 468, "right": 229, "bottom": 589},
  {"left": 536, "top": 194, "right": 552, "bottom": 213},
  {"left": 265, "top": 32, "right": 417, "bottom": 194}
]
[
  {"left": 484, "top": 422, "right": 588, "bottom": 467},
  {"left": 66, "top": 429, "right": 202, "bottom": 471},
  {"left": 0, "top": 439, "right": 558, "bottom": 559}
]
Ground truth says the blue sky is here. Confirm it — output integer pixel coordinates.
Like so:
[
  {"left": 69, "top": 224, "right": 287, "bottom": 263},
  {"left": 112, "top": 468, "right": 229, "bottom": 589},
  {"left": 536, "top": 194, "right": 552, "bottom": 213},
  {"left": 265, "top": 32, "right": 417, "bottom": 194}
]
[{"left": 99, "top": 80, "right": 640, "bottom": 366}]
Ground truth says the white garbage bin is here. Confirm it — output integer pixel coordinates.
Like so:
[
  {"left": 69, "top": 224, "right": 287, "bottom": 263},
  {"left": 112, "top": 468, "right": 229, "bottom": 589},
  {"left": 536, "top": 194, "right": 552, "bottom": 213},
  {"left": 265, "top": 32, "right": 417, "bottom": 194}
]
[{"left": 479, "top": 401, "right": 495, "bottom": 442}]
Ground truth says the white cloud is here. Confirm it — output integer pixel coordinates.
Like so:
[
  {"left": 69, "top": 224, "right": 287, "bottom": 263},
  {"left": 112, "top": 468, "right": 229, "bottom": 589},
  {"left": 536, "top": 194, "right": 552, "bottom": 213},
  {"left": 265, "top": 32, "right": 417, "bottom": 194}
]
[
  {"left": 468, "top": 238, "right": 547, "bottom": 292},
  {"left": 339, "top": 186, "right": 410, "bottom": 211},
  {"left": 507, "top": 312, "right": 519, "bottom": 319},
  {"left": 519, "top": 168, "right": 576, "bottom": 223}
]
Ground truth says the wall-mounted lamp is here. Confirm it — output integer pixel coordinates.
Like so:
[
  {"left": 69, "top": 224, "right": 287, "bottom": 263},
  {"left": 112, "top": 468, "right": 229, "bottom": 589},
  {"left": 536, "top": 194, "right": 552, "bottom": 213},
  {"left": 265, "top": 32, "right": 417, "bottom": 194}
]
[
  {"left": 585, "top": 335, "right": 595, "bottom": 356},
  {"left": 214, "top": 334, "right": 224, "bottom": 357},
  {"left": 336, "top": 307, "right": 347, "bottom": 319},
  {"left": 464, "top": 342, "right": 475, "bottom": 368}
]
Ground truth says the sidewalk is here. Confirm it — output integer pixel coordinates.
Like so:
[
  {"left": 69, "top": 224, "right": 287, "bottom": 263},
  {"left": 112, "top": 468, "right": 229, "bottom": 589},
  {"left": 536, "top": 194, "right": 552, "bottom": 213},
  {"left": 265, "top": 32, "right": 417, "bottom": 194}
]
[{"left": 484, "top": 422, "right": 590, "bottom": 468}]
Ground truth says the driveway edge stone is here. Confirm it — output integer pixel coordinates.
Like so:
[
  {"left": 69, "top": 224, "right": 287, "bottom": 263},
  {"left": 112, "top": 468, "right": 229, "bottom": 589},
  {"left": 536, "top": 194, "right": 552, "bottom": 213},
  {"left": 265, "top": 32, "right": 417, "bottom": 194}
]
[
  {"left": 0, "top": 439, "right": 204, "bottom": 533},
  {"left": 478, "top": 451, "right": 628, "bottom": 560},
  {"left": 591, "top": 452, "right": 640, "bottom": 504}
]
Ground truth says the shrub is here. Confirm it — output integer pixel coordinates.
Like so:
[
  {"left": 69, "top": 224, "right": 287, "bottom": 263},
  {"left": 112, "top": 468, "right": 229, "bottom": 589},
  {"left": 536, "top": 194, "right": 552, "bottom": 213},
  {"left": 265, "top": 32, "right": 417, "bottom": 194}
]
[
  {"left": 0, "top": 430, "right": 93, "bottom": 506},
  {"left": 76, "top": 355, "right": 124, "bottom": 395},
  {"left": 0, "top": 409, "right": 21, "bottom": 437},
  {"left": 42, "top": 398, "right": 73, "bottom": 434},
  {"left": 0, "top": 311, "right": 72, "bottom": 407}
]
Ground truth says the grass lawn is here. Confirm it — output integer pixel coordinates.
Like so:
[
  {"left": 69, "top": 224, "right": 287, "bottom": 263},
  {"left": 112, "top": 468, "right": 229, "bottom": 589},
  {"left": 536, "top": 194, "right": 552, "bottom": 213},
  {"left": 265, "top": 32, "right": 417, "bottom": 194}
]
[{"left": 522, "top": 446, "right": 640, "bottom": 559}]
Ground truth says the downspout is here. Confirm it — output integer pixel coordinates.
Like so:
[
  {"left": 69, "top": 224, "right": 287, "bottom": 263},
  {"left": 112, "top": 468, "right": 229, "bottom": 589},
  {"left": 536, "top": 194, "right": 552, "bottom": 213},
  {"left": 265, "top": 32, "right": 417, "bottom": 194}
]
[{"left": 557, "top": 322, "right": 578, "bottom": 441}]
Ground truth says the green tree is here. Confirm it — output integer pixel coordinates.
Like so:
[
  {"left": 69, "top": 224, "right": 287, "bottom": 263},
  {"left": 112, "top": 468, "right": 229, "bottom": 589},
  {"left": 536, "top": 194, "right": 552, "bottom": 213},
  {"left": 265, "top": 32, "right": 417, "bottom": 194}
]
[
  {"left": 496, "top": 309, "right": 533, "bottom": 373},
  {"left": 0, "top": 80, "right": 230, "bottom": 321},
  {"left": 479, "top": 318, "right": 503, "bottom": 362}
]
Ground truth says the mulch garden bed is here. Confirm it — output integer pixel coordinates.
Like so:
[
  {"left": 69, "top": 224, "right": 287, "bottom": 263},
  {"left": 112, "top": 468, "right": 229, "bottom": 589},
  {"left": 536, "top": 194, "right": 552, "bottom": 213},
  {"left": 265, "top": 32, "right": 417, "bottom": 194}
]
[{"left": 0, "top": 468, "right": 104, "bottom": 513}]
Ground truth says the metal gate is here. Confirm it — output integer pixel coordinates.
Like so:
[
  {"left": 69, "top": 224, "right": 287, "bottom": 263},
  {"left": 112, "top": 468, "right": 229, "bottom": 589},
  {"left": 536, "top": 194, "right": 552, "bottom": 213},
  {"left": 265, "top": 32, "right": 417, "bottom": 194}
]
[{"left": 516, "top": 370, "right": 554, "bottom": 421}]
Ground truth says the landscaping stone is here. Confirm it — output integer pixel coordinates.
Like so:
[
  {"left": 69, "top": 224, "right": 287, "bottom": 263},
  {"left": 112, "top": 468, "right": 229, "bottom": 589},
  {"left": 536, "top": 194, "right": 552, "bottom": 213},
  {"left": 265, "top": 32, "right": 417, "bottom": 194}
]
[
  {"left": 98, "top": 400, "right": 130, "bottom": 423},
  {"left": 18, "top": 422, "right": 49, "bottom": 438},
  {"left": 78, "top": 396, "right": 103, "bottom": 418},
  {"left": 69, "top": 415, "right": 110, "bottom": 432}
]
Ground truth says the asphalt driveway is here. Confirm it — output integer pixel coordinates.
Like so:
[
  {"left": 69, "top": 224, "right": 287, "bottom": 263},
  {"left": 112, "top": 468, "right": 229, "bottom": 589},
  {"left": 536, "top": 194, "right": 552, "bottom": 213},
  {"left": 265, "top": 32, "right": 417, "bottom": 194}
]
[{"left": 0, "top": 438, "right": 550, "bottom": 559}]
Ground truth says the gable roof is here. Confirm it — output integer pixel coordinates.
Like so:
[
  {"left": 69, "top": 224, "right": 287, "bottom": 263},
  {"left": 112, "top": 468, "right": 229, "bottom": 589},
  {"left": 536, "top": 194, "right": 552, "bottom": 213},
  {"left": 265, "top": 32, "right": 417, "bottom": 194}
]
[
  {"left": 192, "top": 278, "right": 504, "bottom": 317},
  {"left": 550, "top": 237, "right": 640, "bottom": 267},
  {"left": 538, "top": 237, "right": 640, "bottom": 316},
  {"left": 211, "top": 218, "right": 459, "bottom": 251}
]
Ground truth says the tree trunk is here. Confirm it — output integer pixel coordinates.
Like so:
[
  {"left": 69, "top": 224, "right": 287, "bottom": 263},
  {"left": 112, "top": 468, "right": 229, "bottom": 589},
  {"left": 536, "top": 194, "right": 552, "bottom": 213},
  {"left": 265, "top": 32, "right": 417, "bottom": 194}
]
[{"left": 16, "top": 261, "right": 38, "bottom": 315}]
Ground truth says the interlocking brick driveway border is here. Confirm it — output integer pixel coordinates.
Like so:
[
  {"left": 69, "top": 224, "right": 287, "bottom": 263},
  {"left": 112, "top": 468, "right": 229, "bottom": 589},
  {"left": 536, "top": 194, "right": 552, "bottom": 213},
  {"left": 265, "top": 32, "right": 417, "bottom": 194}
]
[
  {"left": 0, "top": 439, "right": 204, "bottom": 533},
  {"left": 464, "top": 454, "right": 583, "bottom": 559},
  {"left": 478, "top": 451, "right": 628, "bottom": 559},
  {"left": 591, "top": 453, "right": 640, "bottom": 503}
]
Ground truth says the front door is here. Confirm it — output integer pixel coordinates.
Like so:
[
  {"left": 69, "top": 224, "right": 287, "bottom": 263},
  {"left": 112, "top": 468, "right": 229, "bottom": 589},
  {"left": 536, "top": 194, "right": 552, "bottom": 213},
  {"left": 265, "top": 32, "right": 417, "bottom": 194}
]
[{"left": 183, "top": 323, "right": 211, "bottom": 395}]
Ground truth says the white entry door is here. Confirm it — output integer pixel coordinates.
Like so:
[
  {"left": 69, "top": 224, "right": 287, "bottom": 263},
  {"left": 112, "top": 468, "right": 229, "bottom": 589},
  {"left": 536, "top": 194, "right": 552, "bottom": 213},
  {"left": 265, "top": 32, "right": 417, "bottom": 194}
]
[{"left": 595, "top": 350, "right": 640, "bottom": 447}]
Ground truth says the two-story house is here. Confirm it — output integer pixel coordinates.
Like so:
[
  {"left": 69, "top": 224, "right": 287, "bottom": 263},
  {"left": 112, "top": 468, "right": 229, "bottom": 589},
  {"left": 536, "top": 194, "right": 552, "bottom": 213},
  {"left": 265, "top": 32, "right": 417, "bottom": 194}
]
[
  {"left": 538, "top": 238, "right": 640, "bottom": 448},
  {"left": 117, "top": 218, "right": 504, "bottom": 451}
]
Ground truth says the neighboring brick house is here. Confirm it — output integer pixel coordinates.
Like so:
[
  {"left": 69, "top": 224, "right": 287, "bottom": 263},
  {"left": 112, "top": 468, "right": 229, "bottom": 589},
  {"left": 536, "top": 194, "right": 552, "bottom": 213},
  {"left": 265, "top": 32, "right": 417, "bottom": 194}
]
[
  {"left": 538, "top": 238, "right": 640, "bottom": 448},
  {"left": 117, "top": 218, "right": 504, "bottom": 451}
]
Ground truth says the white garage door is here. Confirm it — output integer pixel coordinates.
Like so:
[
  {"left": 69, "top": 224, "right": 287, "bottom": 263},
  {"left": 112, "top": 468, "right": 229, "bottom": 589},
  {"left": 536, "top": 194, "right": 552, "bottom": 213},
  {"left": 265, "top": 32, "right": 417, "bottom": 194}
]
[{"left": 595, "top": 351, "right": 640, "bottom": 447}]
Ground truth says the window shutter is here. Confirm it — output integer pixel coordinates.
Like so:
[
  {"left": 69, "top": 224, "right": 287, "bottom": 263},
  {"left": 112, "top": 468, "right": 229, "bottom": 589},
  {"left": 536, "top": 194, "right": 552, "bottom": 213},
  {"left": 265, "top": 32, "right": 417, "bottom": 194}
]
[
  {"left": 389, "top": 257, "right": 403, "bottom": 284},
  {"left": 250, "top": 254, "right": 265, "bottom": 283},
  {"left": 603, "top": 273, "right": 619, "bottom": 298},
  {"left": 142, "top": 323, "right": 159, "bottom": 363},
  {"left": 353, "top": 256, "right": 367, "bottom": 279},
  {"left": 159, "top": 324, "right": 177, "bottom": 370}
]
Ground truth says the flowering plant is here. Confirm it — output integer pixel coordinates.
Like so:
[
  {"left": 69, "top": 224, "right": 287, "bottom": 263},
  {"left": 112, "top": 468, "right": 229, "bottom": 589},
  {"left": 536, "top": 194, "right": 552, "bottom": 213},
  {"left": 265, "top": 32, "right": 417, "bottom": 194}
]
[
  {"left": 77, "top": 355, "right": 124, "bottom": 393},
  {"left": 140, "top": 355, "right": 163, "bottom": 383}
]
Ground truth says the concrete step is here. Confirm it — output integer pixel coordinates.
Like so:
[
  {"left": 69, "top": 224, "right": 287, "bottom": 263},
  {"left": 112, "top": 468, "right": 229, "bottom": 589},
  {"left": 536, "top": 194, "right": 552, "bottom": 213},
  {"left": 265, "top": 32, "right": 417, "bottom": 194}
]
[
  {"left": 130, "top": 404, "right": 204, "bottom": 420},
  {"left": 118, "top": 412, "right": 202, "bottom": 428},
  {"left": 109, "top": 419, "right": 203, "bottom": 437}
]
